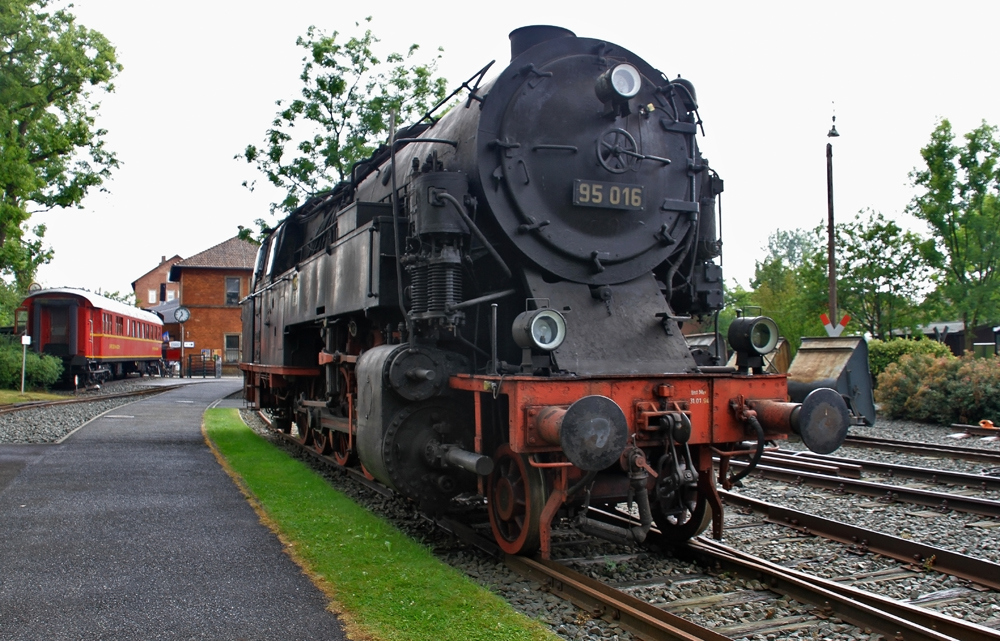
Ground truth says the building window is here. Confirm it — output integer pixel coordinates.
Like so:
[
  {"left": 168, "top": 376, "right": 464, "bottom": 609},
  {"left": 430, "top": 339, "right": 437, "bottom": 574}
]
[
  {"left": 148, "top": 289, "right": 157, "bottom": 304},
  {"left": 167, "top": 289, "right": 176, "bottom": 301},
  {"left": 224, "top": 334, "right": 240, "bottom": 363},
  {"left": 225, "top": 277, "right": 240, "bottom": 305}
]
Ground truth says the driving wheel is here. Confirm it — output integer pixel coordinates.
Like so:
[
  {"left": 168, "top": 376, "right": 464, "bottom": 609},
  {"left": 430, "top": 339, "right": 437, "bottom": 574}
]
[{"left": 487, "top": 444, "right": 546, "bottom": 555}]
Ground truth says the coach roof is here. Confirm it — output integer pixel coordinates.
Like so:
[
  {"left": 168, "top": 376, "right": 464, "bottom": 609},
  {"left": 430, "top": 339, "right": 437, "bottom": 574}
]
[{"left": 24, "top": 288, "right": 163, "bottom": 325}]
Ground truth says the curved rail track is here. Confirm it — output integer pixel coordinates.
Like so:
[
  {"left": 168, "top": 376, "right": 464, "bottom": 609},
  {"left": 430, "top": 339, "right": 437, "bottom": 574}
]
[{"left": 0, "top": 384, "right": 183, "bottom": 415}]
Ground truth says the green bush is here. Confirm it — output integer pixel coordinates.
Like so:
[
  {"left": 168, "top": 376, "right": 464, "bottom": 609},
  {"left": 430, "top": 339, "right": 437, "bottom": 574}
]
[
  {"left": 876, "top": 352, "right": 1000, "bottom": 424},
  {"left": 868, "top": 337, "right": 954, "bottom": 382},
  {"left": 948, "top": 357, "right": 1000, "bottom": 424},
  {"left": 0, "top": 337, "right": 64, "bottom": 390}
]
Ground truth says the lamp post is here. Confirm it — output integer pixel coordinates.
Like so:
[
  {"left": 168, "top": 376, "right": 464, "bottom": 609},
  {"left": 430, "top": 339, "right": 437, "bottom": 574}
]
[{"left": 826, "top": 115, "right": 839, "bottom": 323}]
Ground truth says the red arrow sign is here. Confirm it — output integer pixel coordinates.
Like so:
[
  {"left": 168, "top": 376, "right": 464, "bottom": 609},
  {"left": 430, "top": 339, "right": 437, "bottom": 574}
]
[{"left": 820, "top": 313, "right": 850, "bottom": 337}]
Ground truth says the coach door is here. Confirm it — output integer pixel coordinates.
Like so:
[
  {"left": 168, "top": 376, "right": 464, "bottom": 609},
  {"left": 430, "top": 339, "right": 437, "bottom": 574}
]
[{"left": 37, "top": 300, "right": 78, "bottom": 357}]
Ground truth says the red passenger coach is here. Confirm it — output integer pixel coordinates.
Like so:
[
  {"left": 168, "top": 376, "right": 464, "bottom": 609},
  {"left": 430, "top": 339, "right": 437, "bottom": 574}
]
[{"left": 17, "top": 288, "right": 165, "bottom": 385}]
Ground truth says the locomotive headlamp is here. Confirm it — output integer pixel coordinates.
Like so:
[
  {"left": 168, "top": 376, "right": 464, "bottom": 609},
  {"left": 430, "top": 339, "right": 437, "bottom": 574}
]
[
  {"left": 512, "top": 309, "right": 567, "bottom": 352},
  {"left": 728, "top": 316, "right": 779, "bottom": 375},
  {"left": 728, "top": 316, "right": 779, "bottom": 356},
  {"left": 595, "top": 63, "right": 642, "bottom": 103}
]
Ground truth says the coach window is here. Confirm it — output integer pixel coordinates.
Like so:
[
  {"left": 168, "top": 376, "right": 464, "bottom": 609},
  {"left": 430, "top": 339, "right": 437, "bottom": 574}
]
[
  {"left": 225, "top": 277, "right": 240, "bottom": 305},
  {"left": 115, "top": 317, "right": 123, "bottom": 335},
  {"left": 224, "top": 334, "right": 240, "bottom": 363}
]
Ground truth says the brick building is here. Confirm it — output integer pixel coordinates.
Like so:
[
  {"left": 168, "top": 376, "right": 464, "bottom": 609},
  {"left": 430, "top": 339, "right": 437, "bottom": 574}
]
[
  {"left": 166, "top": 236, "right": 257, "bottom": 374},
  {"left": 131, "top": 255, "right": 182, "bottom": 309}
]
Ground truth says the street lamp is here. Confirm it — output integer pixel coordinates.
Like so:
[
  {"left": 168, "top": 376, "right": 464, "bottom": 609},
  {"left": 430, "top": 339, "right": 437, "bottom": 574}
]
[{"left": 826, "top": 114, "right": 839, "bottom": 323}]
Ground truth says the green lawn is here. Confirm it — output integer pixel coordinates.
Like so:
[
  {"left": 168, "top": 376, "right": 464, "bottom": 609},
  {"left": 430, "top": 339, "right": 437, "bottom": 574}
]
[
  {"left": 203, "top": 409, "right": 556, "bottom": 641},
  {"left": 0, "top": 389, "right": 65, "bottom": 405}
]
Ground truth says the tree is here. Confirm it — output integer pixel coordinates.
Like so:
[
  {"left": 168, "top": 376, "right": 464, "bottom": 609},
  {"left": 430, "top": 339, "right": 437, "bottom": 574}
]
[
  {"left": 239, "top": 18, "right": 448, "bottom": 221},
  {"left": 99, "top": 290, "right": 138, "bottom": 307},
  {"left": 836, "top": 209, "right": 931, "bottom": 339},
  {"left": 745, "top": 228, "right": 827, "bottom": 353},
  {"left": 908, "top": 119, "right": 1000, "bottom": 351},
  {"left": 0, "top": 0, "right": 121, "bottom": 288}
]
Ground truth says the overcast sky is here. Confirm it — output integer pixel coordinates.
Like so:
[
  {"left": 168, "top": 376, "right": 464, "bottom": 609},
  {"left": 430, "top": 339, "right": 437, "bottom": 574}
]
[{"left": 32, "top": 0, "right": 999, "bottom": 300}]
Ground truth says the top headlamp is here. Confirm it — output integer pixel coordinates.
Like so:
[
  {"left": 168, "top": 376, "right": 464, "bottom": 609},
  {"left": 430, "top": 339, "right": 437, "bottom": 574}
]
[{"left": 595, "top": 63, "right": 642, "bottom": 103}]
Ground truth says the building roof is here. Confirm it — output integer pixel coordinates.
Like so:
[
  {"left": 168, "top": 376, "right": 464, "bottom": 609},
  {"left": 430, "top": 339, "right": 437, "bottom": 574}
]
[
  {"left": 131, "top": 255, "right": 184, "bottom": 290},
  {"left": 146, "top": 298, "right": 180, "bottom": 322},
  {"left": 917, "top": 321, "right": 965, "bottom": 335},
  {"left": 169, "top": 236, "right": 257, "bottom": 281}
]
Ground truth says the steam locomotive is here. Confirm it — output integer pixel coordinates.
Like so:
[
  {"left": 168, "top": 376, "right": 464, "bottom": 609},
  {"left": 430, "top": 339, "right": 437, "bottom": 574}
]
[{"left": 240, "top": 25, "right": 850, "bottom": 557}]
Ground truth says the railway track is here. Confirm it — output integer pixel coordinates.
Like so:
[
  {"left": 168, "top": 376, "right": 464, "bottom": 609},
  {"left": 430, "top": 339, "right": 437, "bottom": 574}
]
[
  {"left": 506, "top": 534, "right": 1000, "bottom": 641},
  {"left": 685, "top": 537, "right": 1000, "bottom": 641},
  {"left": 844, "top": 434, "right": 1000, "bottom": 465},
  {"left": 247, "top": 409, "right": 1000, "bottom": 640},
  {"left": 0, "top": 383, "right": 182, "bottom": 414},
  {"left": 773, "top": 449, "right": 1000, "bottom": 491},
  {"left": 719, "top": 489, "right": 1000, "bottom": 591},
  {"left": 728, "top": 456, "right": 1000, "bottom": 517}
]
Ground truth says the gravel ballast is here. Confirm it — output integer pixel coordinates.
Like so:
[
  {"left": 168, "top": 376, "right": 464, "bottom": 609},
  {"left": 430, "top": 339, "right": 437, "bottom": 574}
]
[{"left": 5, "top": 391, "right": 998, "bottom": 640}]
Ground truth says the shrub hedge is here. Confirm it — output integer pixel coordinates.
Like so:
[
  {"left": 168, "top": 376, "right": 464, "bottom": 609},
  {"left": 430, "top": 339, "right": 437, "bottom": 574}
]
[
  {"left": 0, "top": 336, "right": 63, "bottom": 390},
  {"left": 876, "top": 352, "right": 1000, "bottom": 424},
  {"left": 868, "top": 337, "right": 954, "bottom": 382}
]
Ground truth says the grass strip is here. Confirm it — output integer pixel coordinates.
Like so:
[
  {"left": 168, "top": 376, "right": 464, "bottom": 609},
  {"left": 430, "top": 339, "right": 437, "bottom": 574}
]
[
  {"left": 0, "top": 389, "right": 65, "bottom": 405},
  {"left": 203, "top": 408, "right": 556, "bottom": 641}
]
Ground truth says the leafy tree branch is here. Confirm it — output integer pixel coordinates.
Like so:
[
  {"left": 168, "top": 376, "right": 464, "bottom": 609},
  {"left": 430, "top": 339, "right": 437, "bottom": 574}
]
[{"left": 238, "top": 17, "right": 447, "bottom": 222}]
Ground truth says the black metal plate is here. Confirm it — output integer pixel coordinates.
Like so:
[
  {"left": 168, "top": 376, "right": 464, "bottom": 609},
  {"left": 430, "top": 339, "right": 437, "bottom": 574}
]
[
  {"left": 560, "top": 395, "right": 629, "bottom": 471},
  {"left": 798, "top": 387, "right": 850, "bottom": 455}
]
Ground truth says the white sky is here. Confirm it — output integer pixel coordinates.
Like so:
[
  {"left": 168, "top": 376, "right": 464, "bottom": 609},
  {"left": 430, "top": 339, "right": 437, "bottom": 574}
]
[{"left": 32, "top": 0, "right": 1000, "bottom": 297}]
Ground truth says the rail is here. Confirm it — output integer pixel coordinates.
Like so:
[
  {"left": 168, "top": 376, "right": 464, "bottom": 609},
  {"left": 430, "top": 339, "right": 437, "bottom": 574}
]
[
  {"left": 844, "top": 435, "right": 1000, "bottom": 465},
  {"left": 504, "top": 554, "right": 729, "bottom": 641},
  {"left": 726, "top": 458, "right": 1000, "bottom": 517},
  {"left": 0, "top": 384, "right": 182, "bottom": 414},
  {"left": 687, "top": 537, "right": 1000, "bottom": 641},
  {"left": 720, "top": 489, "right": 1000, "bottom": 591}
]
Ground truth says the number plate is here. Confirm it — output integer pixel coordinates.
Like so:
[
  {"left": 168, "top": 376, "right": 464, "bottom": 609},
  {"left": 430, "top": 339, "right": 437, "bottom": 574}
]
[{"left": 573, "top": 180, "right": 644, "bottom": 210}]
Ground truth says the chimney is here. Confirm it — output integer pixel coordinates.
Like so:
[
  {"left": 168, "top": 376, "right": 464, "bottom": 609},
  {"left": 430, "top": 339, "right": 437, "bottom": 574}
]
[{"left": 508, "top": 26, "right": 575, "bottom": 61}]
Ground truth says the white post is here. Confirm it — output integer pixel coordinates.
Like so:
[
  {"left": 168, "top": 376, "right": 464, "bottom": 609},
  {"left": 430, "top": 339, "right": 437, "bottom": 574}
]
[{"left": 20, "top": 335, "right": 31, "bottom": 394}]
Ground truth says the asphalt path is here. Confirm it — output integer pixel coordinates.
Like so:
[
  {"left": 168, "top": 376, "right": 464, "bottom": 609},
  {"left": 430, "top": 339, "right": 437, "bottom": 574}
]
[{"left": 0, "top": 380, "right": 347, "bottom": 640}]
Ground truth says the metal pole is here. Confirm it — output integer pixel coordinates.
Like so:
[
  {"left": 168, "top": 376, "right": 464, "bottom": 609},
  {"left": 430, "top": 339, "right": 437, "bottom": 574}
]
[
  {"left": 827, "top": 141, "right": 837, "bottom": 322},
  {"left": 20, "top": 342, "right": 27, "bottom": 394},
  {"left": 826, "top": 113, "right": 840, "bottom": 323}
]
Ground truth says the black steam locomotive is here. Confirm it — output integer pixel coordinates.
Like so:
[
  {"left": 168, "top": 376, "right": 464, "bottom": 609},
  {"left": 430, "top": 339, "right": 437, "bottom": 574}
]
[{"left": 241, "top": 26, "right": 849, "bottom": 557}]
